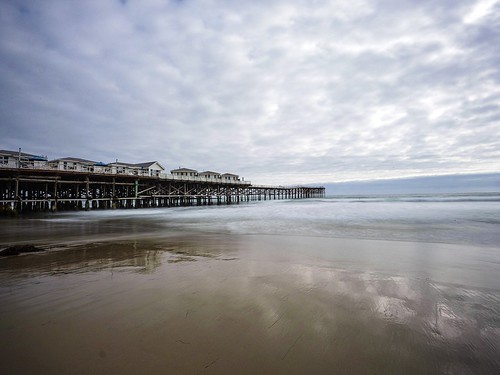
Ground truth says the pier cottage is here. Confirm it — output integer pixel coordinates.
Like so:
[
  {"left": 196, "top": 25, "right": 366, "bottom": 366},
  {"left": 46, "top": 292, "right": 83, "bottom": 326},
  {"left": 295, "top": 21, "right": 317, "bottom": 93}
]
[
  {"left": 48, "top": 157, "right": 98, "bottom": 172},
  {"left": 198, "top": 171, "right": 221, "bottom": 180},
  {"left": 93, "top": 162, "right": 108, "bottom": 173},
  {"left": 134, "top": 161, "right": 165, "bottom": 177},
  {"left": 0, "top": 150, "right": 19, "bottom": 168},
  {"left": 1, "top": 150, "right": 48, "bottom": 169},
  {"left": 107, "top": 161, "right": 163, "bottom": 176},
  {"left": 222, "top": 173, "right": 240, "bottom": 182},
  {"left": 107, "top": 161, "right": 138, "bottom": 175},
  {"left": 171, "top": 168, "right": 198, "bottom": 177}
]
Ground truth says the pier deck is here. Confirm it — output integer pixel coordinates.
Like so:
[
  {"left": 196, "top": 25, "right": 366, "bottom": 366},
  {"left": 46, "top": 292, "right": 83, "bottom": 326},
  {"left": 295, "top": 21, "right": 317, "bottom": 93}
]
[{"left": 0, "top": 168, "right": 325, "bottom": 212}]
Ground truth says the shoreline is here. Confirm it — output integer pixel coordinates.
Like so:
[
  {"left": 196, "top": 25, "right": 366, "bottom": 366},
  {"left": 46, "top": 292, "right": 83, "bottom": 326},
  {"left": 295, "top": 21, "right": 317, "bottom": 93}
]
[{"left": 1, "top": 233, "right": 499, "bottom": 290}]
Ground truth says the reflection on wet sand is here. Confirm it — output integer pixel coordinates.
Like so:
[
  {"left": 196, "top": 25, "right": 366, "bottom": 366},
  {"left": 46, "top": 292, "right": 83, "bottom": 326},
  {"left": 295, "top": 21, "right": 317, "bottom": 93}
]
[{"left": 0, "top": 235, "right": 499, "bottom": 374}]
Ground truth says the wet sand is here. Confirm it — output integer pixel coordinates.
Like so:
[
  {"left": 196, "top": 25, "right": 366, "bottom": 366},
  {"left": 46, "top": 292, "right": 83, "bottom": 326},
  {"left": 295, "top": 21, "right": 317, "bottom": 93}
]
[{"left": 1, "top": 234, "right": 499, "bottom": 374}]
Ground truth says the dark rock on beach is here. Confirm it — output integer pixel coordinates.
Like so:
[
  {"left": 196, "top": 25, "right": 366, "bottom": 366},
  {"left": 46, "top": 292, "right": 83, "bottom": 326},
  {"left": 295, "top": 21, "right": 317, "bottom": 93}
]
[{"left": 0, "top": 245, "right": 45, "bottom": 257}]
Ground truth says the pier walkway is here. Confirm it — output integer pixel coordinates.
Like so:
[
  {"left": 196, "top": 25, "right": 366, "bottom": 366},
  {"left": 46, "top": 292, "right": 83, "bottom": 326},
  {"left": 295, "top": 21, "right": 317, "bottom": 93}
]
[{"left": 0, "top": 168, "right": 325, "bottom": 212}]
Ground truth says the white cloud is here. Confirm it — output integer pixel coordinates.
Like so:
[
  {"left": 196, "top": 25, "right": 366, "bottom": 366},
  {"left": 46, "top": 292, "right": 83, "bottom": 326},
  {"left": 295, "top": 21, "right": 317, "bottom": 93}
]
[
  {"left": 463, "top": 0, "right": 499, "bottom": 24},
  {"left": 0, "top": 0, "right": 499, "bottom": 184}
]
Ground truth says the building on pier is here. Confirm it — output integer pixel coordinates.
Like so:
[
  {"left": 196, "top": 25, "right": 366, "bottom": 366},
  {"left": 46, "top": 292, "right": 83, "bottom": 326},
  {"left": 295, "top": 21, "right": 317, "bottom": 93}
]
[
  {"left": 49, "top": 157, "right": 105, "bottom": 173},
  {"left": 134, "top": 161, "right": 165, "bottom": 177},
  {"left": 107, "top": 161, "right": 164, "bottom": 177},
  {"left": 222, "top": 173, "right": 240, "bottom": 182},
  {"left": 93, "top": 162, "right": 108, "bottom": 173},
  {"left": 171, "top": 168, "right": 198, "bottom": 177},
  {"left": 107, "top": 161, "right": 135, "bottom": 175},
  {"left": 1, "top": 150, "right": 48, "bottom": 169},
  {"left": 198, "top": 171, "right": 221, "bottom": 180}
]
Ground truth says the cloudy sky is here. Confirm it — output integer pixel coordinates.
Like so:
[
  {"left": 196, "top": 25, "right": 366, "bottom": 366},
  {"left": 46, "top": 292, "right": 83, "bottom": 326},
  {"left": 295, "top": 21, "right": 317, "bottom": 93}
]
[{"left": 0, "top": 0, "right": 499, "bottom": 185}]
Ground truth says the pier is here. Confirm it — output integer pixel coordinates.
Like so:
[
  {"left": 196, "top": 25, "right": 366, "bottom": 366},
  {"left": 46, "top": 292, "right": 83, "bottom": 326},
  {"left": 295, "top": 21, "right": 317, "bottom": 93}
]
[{"left": 0, "top": 168, "right": 325, "bottom": 213}]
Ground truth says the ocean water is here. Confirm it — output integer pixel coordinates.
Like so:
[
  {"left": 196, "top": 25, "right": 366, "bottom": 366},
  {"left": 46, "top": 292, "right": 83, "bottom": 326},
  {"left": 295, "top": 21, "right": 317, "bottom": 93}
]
[{"left": 2, "top": 192, "right": 499, "bottom": 247}]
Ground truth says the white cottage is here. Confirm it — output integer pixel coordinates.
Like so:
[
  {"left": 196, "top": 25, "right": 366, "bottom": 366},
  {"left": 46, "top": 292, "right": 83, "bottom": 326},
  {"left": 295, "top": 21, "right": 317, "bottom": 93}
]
[
  {"left": 107, "top": 162, "right": 140, "bottom": 175},
  {"left": 93, "top": 162, "right": 109, "bottom": 173},
  {"left": 0, "top": 149, "right": 48, "bottom": 169},
  {"left": 170, "top": 168, "right": 198, "bottom": 177},
  {"left": 221, "top": 173, "right": 240, "bottom": 182},
  {"left": 107, "top": 161, "right": 164, "bottom": 176},
  {"left": 198, "top": 171, "right": 221, "bottom": 180},
  {"left": 135, "top": 161, "right": 165, "bottom": 177},
  {"left": 48, "top": 157, "right": 97, "bottom": 172}
]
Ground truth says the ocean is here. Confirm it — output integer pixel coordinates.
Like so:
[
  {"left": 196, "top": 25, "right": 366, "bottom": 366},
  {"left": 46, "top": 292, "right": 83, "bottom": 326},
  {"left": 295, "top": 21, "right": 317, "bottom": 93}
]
[
  {"left": 1, "top": 193, "right": 499, "bottom": 374},
  {"left": 2, "top": 192, "right": 499, "bottom": 247}
]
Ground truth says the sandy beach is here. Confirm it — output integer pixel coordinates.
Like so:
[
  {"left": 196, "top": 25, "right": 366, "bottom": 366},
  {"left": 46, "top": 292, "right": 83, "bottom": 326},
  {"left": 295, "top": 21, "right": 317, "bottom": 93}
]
[{"left": 1, "top": 232, "right": 499, "bottom": 374}]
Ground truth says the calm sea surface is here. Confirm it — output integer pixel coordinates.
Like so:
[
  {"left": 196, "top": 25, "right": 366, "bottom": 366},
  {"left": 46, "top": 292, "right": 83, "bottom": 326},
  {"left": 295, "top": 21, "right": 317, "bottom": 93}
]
[
  {"left": 2, "top": 192, "right": 499, "bottom": 247},
  {"left": 1, "top": 193, "right": 499, "bottom": 374}
]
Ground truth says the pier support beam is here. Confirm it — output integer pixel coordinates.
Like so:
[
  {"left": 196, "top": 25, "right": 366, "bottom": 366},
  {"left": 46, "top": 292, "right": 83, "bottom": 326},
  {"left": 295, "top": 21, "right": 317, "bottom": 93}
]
[{"left": 0, "top": 168, "right": 325, "bottom": 213}]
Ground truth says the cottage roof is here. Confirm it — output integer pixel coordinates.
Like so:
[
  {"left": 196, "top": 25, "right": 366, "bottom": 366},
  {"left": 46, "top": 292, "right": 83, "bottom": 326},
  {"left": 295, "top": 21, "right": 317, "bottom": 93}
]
[
  {"left": 0, "top": 149, "right": 31, "bottom": 157},
  {"left": 222, "top": 173, "right": 239, "bottom": 177},
  {"left": 135, "top": 161, "right": 165, "bottom": 170},
  {"left": 171, "top": 168, "right": 198, "bottom": 173},
  {"left": 199, "top": 171, "right": 221, "bottom": 175},
  {"left": 107, "top": 161, "right": 137, "bottom": 167},
  {"left": 0, "top": 150, "right": 47, "bottom": 160},
  {"left": 0, "top": 149, "right": 16, "bottom": 155}
]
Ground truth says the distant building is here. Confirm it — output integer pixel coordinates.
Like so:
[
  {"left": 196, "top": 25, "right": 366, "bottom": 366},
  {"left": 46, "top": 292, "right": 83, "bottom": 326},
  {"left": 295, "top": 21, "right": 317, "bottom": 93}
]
[
  {"left": 170, "top": 168, "right": 198, "bottom": 177},
  {"left": 93, "top": 162, "right": 108, "bottom": 173},
  {"left": 222, "top": 173, "right": 240, "bottom": 182},
  {"left": 134, "top": 161, "right": 165, "bottom": 177},
  {"left": 0, "top": 149, "right": 48, "bottom": 169},
  {"left": 49, "top": 157, "right": 101, "bottom": 173},
  {"left": 107, "top": 161, "right": 136, "bottom": 175},
  {"left": 107, "top": 161, "right": 164, "bottom": 176},
  {"left": 198, "top": 171, "right": 221, "bottom": 179}
]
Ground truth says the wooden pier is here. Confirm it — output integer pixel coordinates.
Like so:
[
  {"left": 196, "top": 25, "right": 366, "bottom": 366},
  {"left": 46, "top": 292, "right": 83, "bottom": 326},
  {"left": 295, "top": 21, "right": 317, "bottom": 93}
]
[{"left": 0, "top": 168, "right": 325, "bottom": 213}]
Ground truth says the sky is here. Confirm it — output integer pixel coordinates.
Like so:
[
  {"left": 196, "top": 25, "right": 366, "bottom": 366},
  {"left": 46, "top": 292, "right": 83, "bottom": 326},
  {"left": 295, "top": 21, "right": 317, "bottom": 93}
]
[
  {"left": 325, "top": 172, "right": 500, "bottom": 194},
  {"left": 0, "top": 0, "right": 499, "bottom": 186}
]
